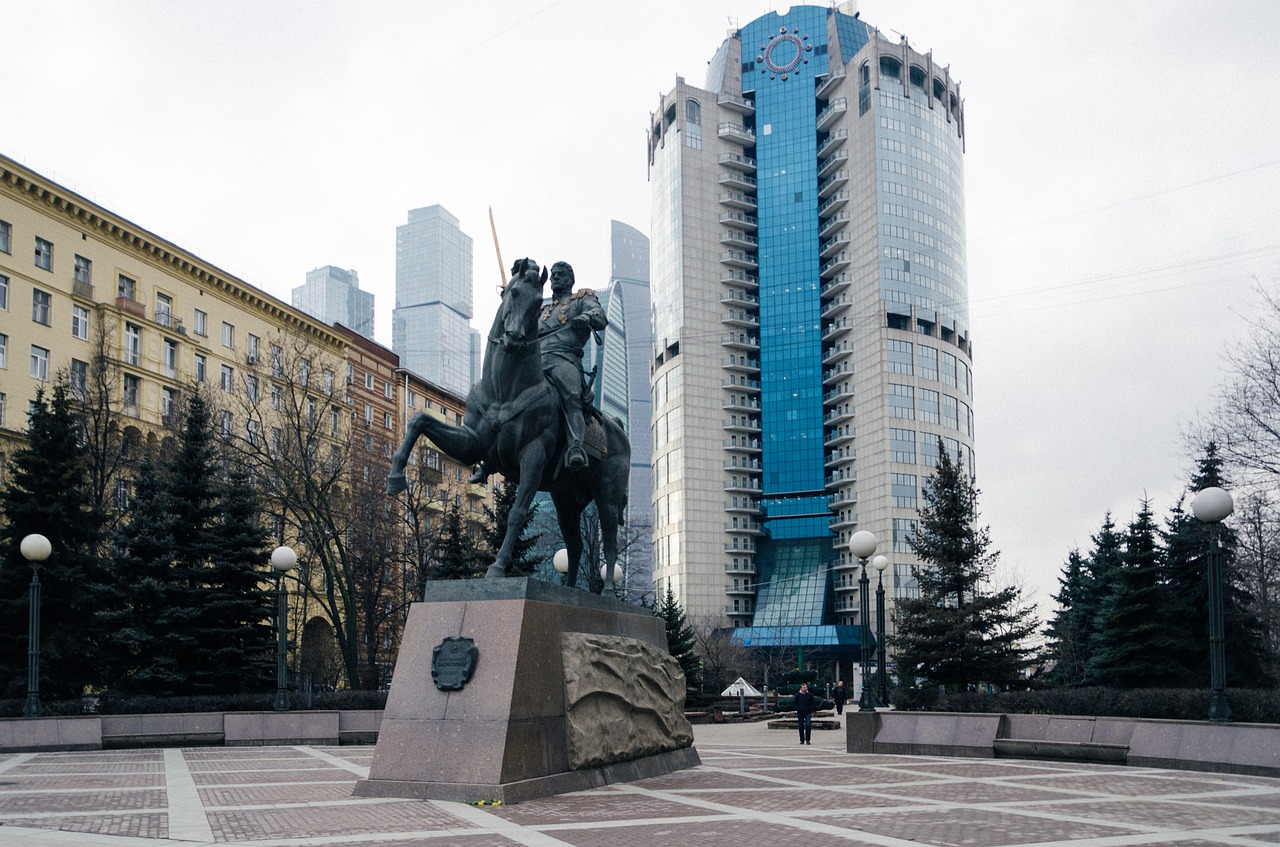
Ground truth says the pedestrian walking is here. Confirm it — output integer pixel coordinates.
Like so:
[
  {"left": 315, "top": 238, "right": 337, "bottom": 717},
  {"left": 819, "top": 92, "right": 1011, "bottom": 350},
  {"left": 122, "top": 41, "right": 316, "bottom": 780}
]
[
  {"left": 832, "top": 680, "right": 847, "bottom": 715},
  {"left": 794, "top": 682, "right": 815, "bottom": 744}
]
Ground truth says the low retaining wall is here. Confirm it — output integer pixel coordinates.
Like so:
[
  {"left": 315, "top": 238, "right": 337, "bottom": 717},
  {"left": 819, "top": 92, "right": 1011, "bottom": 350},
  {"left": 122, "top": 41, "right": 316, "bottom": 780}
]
[
  {"left": 848, "top": 711, "right": 1280, "bottom": 778},
  {"left": 0, "top": 710, "right": 384, "bottom": 753}
]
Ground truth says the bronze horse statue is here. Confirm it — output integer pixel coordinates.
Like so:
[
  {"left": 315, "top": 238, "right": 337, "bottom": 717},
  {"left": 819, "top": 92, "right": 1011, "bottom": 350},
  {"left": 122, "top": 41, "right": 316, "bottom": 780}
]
[{"left": 386, "top": 258, "right": 630, "bottom": 593}]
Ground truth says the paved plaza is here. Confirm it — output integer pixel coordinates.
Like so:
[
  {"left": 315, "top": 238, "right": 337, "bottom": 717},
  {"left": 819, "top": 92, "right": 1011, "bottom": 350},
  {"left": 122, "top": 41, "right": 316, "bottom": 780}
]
[{"left": 2, "top": 719, "right": 1278, "bottom": 847}]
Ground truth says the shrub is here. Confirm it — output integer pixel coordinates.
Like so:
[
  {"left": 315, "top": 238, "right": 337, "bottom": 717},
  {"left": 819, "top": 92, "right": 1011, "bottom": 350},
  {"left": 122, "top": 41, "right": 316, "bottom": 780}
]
[{"left": 889, "top": 686, "right": 1280, "bottom": 723}]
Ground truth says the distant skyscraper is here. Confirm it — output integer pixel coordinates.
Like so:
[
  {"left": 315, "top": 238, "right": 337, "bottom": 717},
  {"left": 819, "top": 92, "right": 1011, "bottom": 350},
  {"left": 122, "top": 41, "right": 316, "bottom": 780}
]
[
  {"left": 648, "top": 5, "right": 974, "bottom": 676},
  {"left": 393, "top": 205, "right": 474, "bottom": 395},
  {"left": 585, "top": 220, "right": 654, "bottom": 602},
  {"left": 292, "top": 265, "right": 374, "bottom": 338}
]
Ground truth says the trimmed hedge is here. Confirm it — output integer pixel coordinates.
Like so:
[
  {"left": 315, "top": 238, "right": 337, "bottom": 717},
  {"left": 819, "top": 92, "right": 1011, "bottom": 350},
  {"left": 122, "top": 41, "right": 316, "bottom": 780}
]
[
  {"left": 0, "top": 688, "right": 388, "bottom": 719},
  {"left": 892, "top": 686, "right": 1280, "bottom": 724}
]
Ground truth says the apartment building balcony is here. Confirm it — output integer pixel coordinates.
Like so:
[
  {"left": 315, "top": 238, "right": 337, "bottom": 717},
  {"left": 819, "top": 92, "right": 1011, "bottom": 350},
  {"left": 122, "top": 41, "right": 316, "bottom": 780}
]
[
  {"left": 723, "top": 418, "right": 762, "bottom": 438},
  {"left": 722, "top": 375, "right": 761, "bottom": 393},
  {"left": 725, "top": 520, "right": 764, "bottom": 537},
  {"left": 819, "top": 231, "right": 851, "bottom": 259},
  {"left": 822, "top": 340, "right": 852, "bottom": 367},
  {"left": 822, "top": 316, "right": 852, "bottom": 342},
  {"left": 829, "top": 488, "right": 858, "bottom": 509},
  {"left": 72, "top": 280, "right": 94, "bottom": 300},
  {"left": 723, "top": 498, "right": 762, "bottom": 515},
  {"left": 816, "top": 97, "right": 847, "bottom": 131},
  {"left": 720, "top": 270, "right": 759, "bottom": 291},
  {"left": 722, "top": 437, "right": 762, "bottom": 453},
  {"left": 823, "top": 361, "right": 853, "bottom": 385},
  {"left": 719, "top": 171, "right": 757, "bottom": 192},
  {"left": 826, "top": 468, "right": 856, "bottom": 489},
  {"left": 725, "top": 582, "right": 756, "bottom": 597},
  {"left": 829, "top": 512, "right": 858, "bottom": 531},
  {"left": 825, "top": 447, "right": 856, "bottom": 469},
  {"left": 719, "top": 230, "right": 758, "bottom": 249},
  {"left": 819, "top": 210, "right": 851, "bottom": 240},
  {"left": 719, "top": 210, "right": 758, "bottom": 231},
  {"left": 116, "top": 296, "right": 145, "bottom": 318},
  {"left": 718, "top": 152, "right": 757, "bottom": 172},
  {"left": 825, "top": 425, "right": 854, "bottom": 447},
  {"left": 724, "top": 539, "right": 757, "bottom": 554},
  {"left": 818, "top": 169, "right": 849, "bottom": 199},
  {"left": 721, "top": 354, "right": 761, "bottom": 374},
  {"left": 821, "top": 293, "right": 852, "bottom": 320},
  {"left": 725, "top": 560, "right": 758, "bottom": 576},
  {"left": 820, "top": 251, "right": 851, "bottom": 278},
  {"left": 823, "top": 382, "right": 854, "bottom": 404},
  {"left": 717, "top": 91, "right": 756, "bottom": 114},
  {"left": 722, "top": 395, "right": 761, "bottom": 413},
  {"left": 155, "top": 311, "right": 184, "bottom": 333},
  {"left": 820, "top": 273, "right": 853, "bottom": 299},
  {"left": 817, "top": 127, "right": 848, "bottom": 158},
  {"left": 815, "top": 65, "right": 846, "bottom": 99},
  {"left": 718, "top": 122, "right": 756, "bottom": 145},
  {"left": 720, "top": 250, "right": 758, "bottom": 271},
  {"left": 721, "top": 310, "right": 759, "bottom": 329},
  {"left": 824, "top": 405, "right": 854, "bottom": 426},
  {"left": 721, "top": 332, "right": 760, "bottom": 352},
  {"left": 721, "top": 289, "right": 760, "bottom": 308},
  {"left": 719, "top": 191, "right": 758, "bottom": 212},
  {"left": 818, "top": 150, "right": 849, "bottom": 180},
  {"left": 817, "top": 190, "right": 850, "bottom": 217}
]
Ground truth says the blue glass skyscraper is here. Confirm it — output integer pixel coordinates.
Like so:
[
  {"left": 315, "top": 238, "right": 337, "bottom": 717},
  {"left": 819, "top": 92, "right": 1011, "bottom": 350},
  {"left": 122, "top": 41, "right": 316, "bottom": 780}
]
[{"left": 648, "top": 5, "right": 974, "bottom": 678}]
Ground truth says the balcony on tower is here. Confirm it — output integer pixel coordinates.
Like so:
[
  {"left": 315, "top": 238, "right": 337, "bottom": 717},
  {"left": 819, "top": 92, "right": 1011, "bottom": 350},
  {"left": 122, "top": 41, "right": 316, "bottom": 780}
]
[
  {"left": 720, "top": 210, "right": 758, "bottom": 231},
  {"left": 829, "top": 489, "right": 858, "bottom": 509},
  {"left": 719, "top": 230, "right": 758, "bottom": 250},
  {"left": 818, "top": 149, "right": 849, "bottom": 180},
  {"left": 816, "top": 97, "right": 847, "bottom": 131},
  {"left": 824, "top": 404, "right": 854, "bottom": 426},
  {"left": 722, "top": 436, "right": 762, "bottom": 453},
  {"left": 818, "top": 169, "right": 849, "bottom": 199},
  {"left": 721, "top": 289, "right": 760, "bottom": 308},
  {"left": 718, "top": 121, "right": 756, "bottom": 145},
  {"left": 718, "top": 152, "right": 757, "bottom": 173},
  {"left": 725, "top": 559, "right": 758, "bottom": 576},
  {"left": 819, "top": 211, "right": 851, "bottom": 240},
  {"left": 817, "top": 190, "right": 849, "bottom": 217},
  {"left": 820, "top": 272, "right": 853, "bottom": 299},
  {"left": 720, "top": 250, "right": 759, "bottom": 271},
  {"left": 822, "top": 361, "right": 853, "bottom": 386},
  {"left": 721, "top": 310, "right": 759, "bottom": 331},
  {"left": 815, "top": 64, "right": 846, "bottom": 99},
  {"left": 816, "top": 128, "right": 848, "bottom": 159},
  {"left": 825, "top": 468, "right": 856, "bottom": 489},
  {"left": 822, "top": 339, "right": 852, "bottom": 367},
  {"left": 820, "top": 251, "right": 852, "bottom": 278},
  {"left": 819, "top": 231, "right": 851, "bottom": 260},
  {"left": 823, "top": 381, "right": 854, "bottom": 405},
  {"left": 824, "top": 425, "right": 855, "bottom": 448},
  {"left": 720, "top": 269, "right": 759, "bottom": 291},
  {"left": 721, "top": 331, "right": 760, "bottom": 352},
  {"left": 821, "top": 293, "right": 852, "bottom": 320},
  {"left": 719, "top": 170, "right": 757, "bottom": 192},
  {"left": 722, "top": 415, "right": 762, "bottom": 433},
  {"left": 721, "top": 354, "right": 761, "bottom": 374},
  {"left": 722, "top": 394, "right": 761, "bottom": 412},
  {"left": 822, "top": 315, "right": 853, "bottom": 342},
  {"left": 717, "top": 91, "right": 756, "bottom": 114},
  {"left": 719, "top": 191, "right": 758, "bottom": 212},
  {"left": 825, "top": 446, "right": 856, "bottom": 469}
]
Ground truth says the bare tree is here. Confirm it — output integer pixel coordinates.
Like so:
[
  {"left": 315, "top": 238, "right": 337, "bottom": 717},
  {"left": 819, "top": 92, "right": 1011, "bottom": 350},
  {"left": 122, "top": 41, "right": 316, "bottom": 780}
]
[
  {"left": 689, "top": 613, "right": 753, "bottom": 695},
  {"left": 70, "top": 320, "right": 135, "bottom": 533},
  {"left": 1234, "top": 491, "right": 1280, "bottom": 680},
  {"left": 1206, "top": 284, "right": 1280, "bottom": 484}
]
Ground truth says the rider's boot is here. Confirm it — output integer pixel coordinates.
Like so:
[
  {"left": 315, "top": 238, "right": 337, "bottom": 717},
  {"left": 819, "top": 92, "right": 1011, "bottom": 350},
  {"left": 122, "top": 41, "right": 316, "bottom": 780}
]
[
  {"left": 468, "top": 462, "right": 489, "bottom": 484},
  {"left": 566, "top": 408, "right": 588, "bottom": 469}
]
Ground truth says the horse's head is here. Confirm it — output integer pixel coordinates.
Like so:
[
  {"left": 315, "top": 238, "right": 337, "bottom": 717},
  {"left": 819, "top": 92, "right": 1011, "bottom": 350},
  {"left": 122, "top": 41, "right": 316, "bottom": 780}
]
[{"left": 499, "top": 258, "right": 548, "bottom": 350}]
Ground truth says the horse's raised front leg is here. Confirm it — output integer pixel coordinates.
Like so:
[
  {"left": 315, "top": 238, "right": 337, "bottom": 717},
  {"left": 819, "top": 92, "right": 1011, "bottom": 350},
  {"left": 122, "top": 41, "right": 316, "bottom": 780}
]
[
  {"left": 387, "top": 412, "right": 430, "bottom": 494},
  {"left": 487, "top": 444, "right": 548, "bottom": 579},
  {"left": 388, "top": 412, "right": 489, "bottom": 495}
]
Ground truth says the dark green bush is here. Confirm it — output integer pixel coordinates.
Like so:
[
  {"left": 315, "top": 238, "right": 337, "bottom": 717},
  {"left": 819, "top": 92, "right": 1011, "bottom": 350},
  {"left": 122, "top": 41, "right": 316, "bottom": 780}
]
[
  {"left": 0, "top": 688, "right": 389, "bottom": 719},
  {"left": 890, "top": 686, "right": 1280, "bottom": 724}
]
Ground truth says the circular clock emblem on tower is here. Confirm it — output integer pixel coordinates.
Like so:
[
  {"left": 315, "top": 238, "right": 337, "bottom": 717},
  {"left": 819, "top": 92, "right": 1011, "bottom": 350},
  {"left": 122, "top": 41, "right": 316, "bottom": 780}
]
[{"left": 761, "top": 27, "right": 812, "bottom": 79}]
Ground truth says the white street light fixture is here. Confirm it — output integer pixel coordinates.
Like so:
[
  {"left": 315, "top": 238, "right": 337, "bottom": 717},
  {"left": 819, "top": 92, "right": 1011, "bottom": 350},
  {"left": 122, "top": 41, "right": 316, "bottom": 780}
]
[
  {"left": 21, "top": 534, "right": 51, "bottom": 718},
  {"left": 271, "top": 546, "right": 297, "bottom": 711},
  {"left": 1192, "top": 487, "right": 1235, "bottom": 722}
]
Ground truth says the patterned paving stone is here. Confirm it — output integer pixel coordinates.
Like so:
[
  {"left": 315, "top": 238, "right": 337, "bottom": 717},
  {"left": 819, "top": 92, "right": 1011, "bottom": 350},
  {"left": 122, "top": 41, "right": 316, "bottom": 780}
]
[
  {"left": 197, "top": 782, "right": 358, "bottom": 806},
  {"left": 885, "top": 760, "right": 1075, "bottom": 779},
  {"left": 806, "top": 805, "right": 1137, "bottom": 846},
  {"left": 0, "top": 774, "right": 166, "bottom": 790},
  {"left": 487, "top": 788, "right": 723, "bottom": 825},
  {"left": 0, "top": 789, "right": 165, "bottom": 813},
  {"left": 1050, "top": 798, "right": 1280, "bottom": 829},
  {"left": 868, "top": 779, "right": 1094, "bottom": 805},
  {"left": 677, "top": 786, "right": 908, "bottom": 812},
  {"left": 9, "top": 762, "right": 162, "bottom": 774},
  {"left": 206, "top": 799, "right": 474, "bottom": 840},
  {"left": 1032, "top": 773, "right": 1250, "bottom": 796},
  {"left": 760, "top": 764, "right": 943, "bottom": 786},
  {"left": 632, "top": 769, "right": 785, "bottom": 790},
  {"left": 544, "top": 817, "right": 881, "bottom": 847},
  {"left": 191, "top": 768, "right": 355, "bottom": 785},
  {"left": 0, "top": 812, "right": 167, "bottom": 838}
]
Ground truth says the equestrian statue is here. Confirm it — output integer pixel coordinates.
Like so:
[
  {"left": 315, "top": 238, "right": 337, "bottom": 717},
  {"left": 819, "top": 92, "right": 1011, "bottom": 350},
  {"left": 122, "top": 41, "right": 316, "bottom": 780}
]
[{"left": 386, "top": 258, "right": 630, "bottom": 593}]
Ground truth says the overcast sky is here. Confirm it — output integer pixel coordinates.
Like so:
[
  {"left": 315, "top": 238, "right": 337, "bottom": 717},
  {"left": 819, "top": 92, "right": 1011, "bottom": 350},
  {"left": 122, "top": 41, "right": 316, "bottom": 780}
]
[{"left": 5, "top": 1, "right": 1280, "bottom": 616}]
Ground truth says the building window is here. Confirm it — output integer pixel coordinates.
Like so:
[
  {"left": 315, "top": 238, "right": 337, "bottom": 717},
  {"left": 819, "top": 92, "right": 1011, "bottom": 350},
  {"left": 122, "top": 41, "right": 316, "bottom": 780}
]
[
  {"left": 161, "top": 386, "right": 175, "bottom": 421},
  {"left": 271, "top": 385, "right": 282, "bottom": 411},
  {"left": 193, "top": 308, "right": 207, "bottom": 336},
  {"left": 890, "top": 427, "right": 915, "bottom": 464},
  {"left": 887, "top": 339, "right": 913, "bottom": 375},
  {"left": 221, "top": 322, "right": 235, "bottom": 349},
  {"left": 892, "top": 473, "right": 918, "bottom": 509},
  {"left": 34, "top": 237, "right": 52, "bottom": 271},
  {"left": 685, "top": 99, "right": 702, "bottom": 149},
  {"left": 155, "top": 293, "right": 173, "bottom": 328},
  {"left": 220, "top": 410, "right": 233, "bottom": 437},
  {"left": 163, "top": 339, "right": 178, "bottom": 378},
  {"left": 0, "top": 333, "right": 6, "bottom": 368},
  {"left": 364, "top": 403, "right": 374, "bottom": 425},
  {"left": 70, "top": 359, "right": 88, "bottom": 393},
  {"left": 271, "top": 344, "right": 283, "bottom": 377},
  {"left": 114, "top": 479, "right": 130, "bottom": 512},
  {"left": 0, "top": 393, "right": 5, "bottom": 427},
  {"left": 300, "top": 358, "right": 311, "bottom": 388},
  {"left": 74, "top": 255, "right": 92, "bottom": 284},
  {"left": 195, "top": 353, "right": 207, "bottom": 383},
  {"left": 893, "top": 518, "right": 918, "bottom": 554},
  {"left": 118, "top": 274, "right": 136, "bottom": 300},
  {"left": 220, "top": 364, "right": 234, "bottom": 392},
  {"left": 383, "top": 411, "right": 393, "bottom": 430},
  {"left": 0, "top": 274, "right": 7, "bottom": 309},
  {"left": 323, "top": 369, "right": 334, "bottom": 394},
  {"left": 383, "top": 381, "right": 392, "bottom": 399},
  {"left": 919, "top": 388, "right": 940, "bottom": 424},
  {"left": 364, "top": 372, "right": 374, "bottom": 390},
  {"left": 246, "top": 374, "right": 259, "bottom": 402},
  {"left": 888, "top": 383, "right": 914, "bottom": 419},
  {"left": 247, "top": 333, "right": 260, "bottom": 363},
  {"left": 125, "top": 323, "right": 141, "bottom": 365},
  {"left": 123, "top": 374, "right": 139, "bottom": 410},
  {"left": 306, "top": 398, "right": 317, "bottom": 424},
  {"left": 72, "top": 305, "right": 90, "bottom": 340},
  {"left": 330, "top": 406, "right": 341, "bottom": 436},
  {"left": 246, "top": 419, "right": 259, "bottom": 446},
  {"left": 407, "top": 390, "right": 417, "bottom": 409},
  {"left": 0, "top": 220, "right": 10, "bottom": 253},
  {"left": 917, "top": 345, "right": 938, "bottom": 381},
  {"left": 32, "top": 289, "right": 51, "bottom": 325}
]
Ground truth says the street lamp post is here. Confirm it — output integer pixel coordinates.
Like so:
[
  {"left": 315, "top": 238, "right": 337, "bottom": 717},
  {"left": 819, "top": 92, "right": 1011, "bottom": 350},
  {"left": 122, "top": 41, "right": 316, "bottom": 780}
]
[
  {"left": 21, "top": 534, "right": 52, "bottom": 718},
  {"left": 850, "top": 530, "right": 878, "bottom": 711},
  {"left": 1192, "top": 486, "right": 1234, "bottom": 723},
  {"left": 271, "top": 546, "right": 298, "bottom": 712},
  {"left": 872, "top": 554, "right": 890, "bottom": 707}
]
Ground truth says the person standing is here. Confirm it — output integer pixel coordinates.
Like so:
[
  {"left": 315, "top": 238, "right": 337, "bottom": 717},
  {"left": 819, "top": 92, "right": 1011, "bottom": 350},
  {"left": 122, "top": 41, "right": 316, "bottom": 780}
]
[
  {"left": 794, "top": 682, "right": 815, "bottom": 745},
  {"left": 832, "top": 680, "right": 847, "bottom": 716}
]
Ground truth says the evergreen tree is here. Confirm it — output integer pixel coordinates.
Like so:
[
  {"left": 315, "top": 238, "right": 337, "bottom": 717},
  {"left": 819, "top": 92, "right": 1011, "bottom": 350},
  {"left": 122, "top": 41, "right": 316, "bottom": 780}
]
[
  {"left": 1164, "top": 443, "right": 1273, "bottom": 686},
  {"left": 1087, "top": 501, "right": 1191, "bottom": 687},
  {"left": 656, "top": 585, "right": 700, "bottom": 695},
  {"left": 482, "top": 481, "right": 541, "bottom": 577},
  {"left": 892, "top": 442, "right": 1039, "bottom": 691},
  {"left": 1080, "top": 514, "right": 1124, "bottom": 684},
  {"left": 434, "top": 497, "right": 486, "bottom": 579},
  {"left": 96, "top": 457, "right": 184, "bottom": 695},
  {"left": 191, "top": 465, "right": 274, "bottom": 694},
  {"left": 0, "top": 384, "right": 108, "bottom": 698},
  {"left": 1044, "top": 549, "right": 1092, "bottom": 686}
]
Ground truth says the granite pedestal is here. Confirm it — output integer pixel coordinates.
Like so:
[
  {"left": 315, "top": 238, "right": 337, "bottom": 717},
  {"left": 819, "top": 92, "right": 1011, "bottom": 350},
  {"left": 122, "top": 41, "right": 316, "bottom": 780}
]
[{"left": 354, "top": 578, "right": 698, "bottom": 804}]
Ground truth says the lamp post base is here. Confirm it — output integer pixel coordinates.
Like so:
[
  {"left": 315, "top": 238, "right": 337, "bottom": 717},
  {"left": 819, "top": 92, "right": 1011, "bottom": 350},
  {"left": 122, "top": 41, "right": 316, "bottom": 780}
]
[
  {"left": 22, "top": 694, "right": 40, "bottom": 719},
  {"left": 1208, "top": 689, "right": 1232, "bottom": 723}
]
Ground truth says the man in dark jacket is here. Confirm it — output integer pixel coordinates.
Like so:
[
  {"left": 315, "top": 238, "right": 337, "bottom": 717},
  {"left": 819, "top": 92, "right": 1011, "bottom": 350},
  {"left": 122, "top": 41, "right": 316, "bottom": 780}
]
[
  {"left": 794, "top": 682, "right": 816, "bottom": 745},
  {"left": 832, "top": 680, "right": 848, "bottom": 716}
]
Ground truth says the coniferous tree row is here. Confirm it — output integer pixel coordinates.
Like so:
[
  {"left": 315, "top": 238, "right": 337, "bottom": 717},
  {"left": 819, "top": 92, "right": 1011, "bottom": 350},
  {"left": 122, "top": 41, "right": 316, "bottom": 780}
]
[{"left": 656, "top": 584, "right": 701, "bottom": 696}]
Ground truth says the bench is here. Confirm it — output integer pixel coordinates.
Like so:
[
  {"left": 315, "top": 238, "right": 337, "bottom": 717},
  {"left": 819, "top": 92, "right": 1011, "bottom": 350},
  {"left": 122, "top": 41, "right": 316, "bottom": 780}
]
[
  {"left": 993, "top": 738, "right": 1128, "bottom": 763},
  {"left": 994, "top": 715, "right": 1133, "bottom": 764}
]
